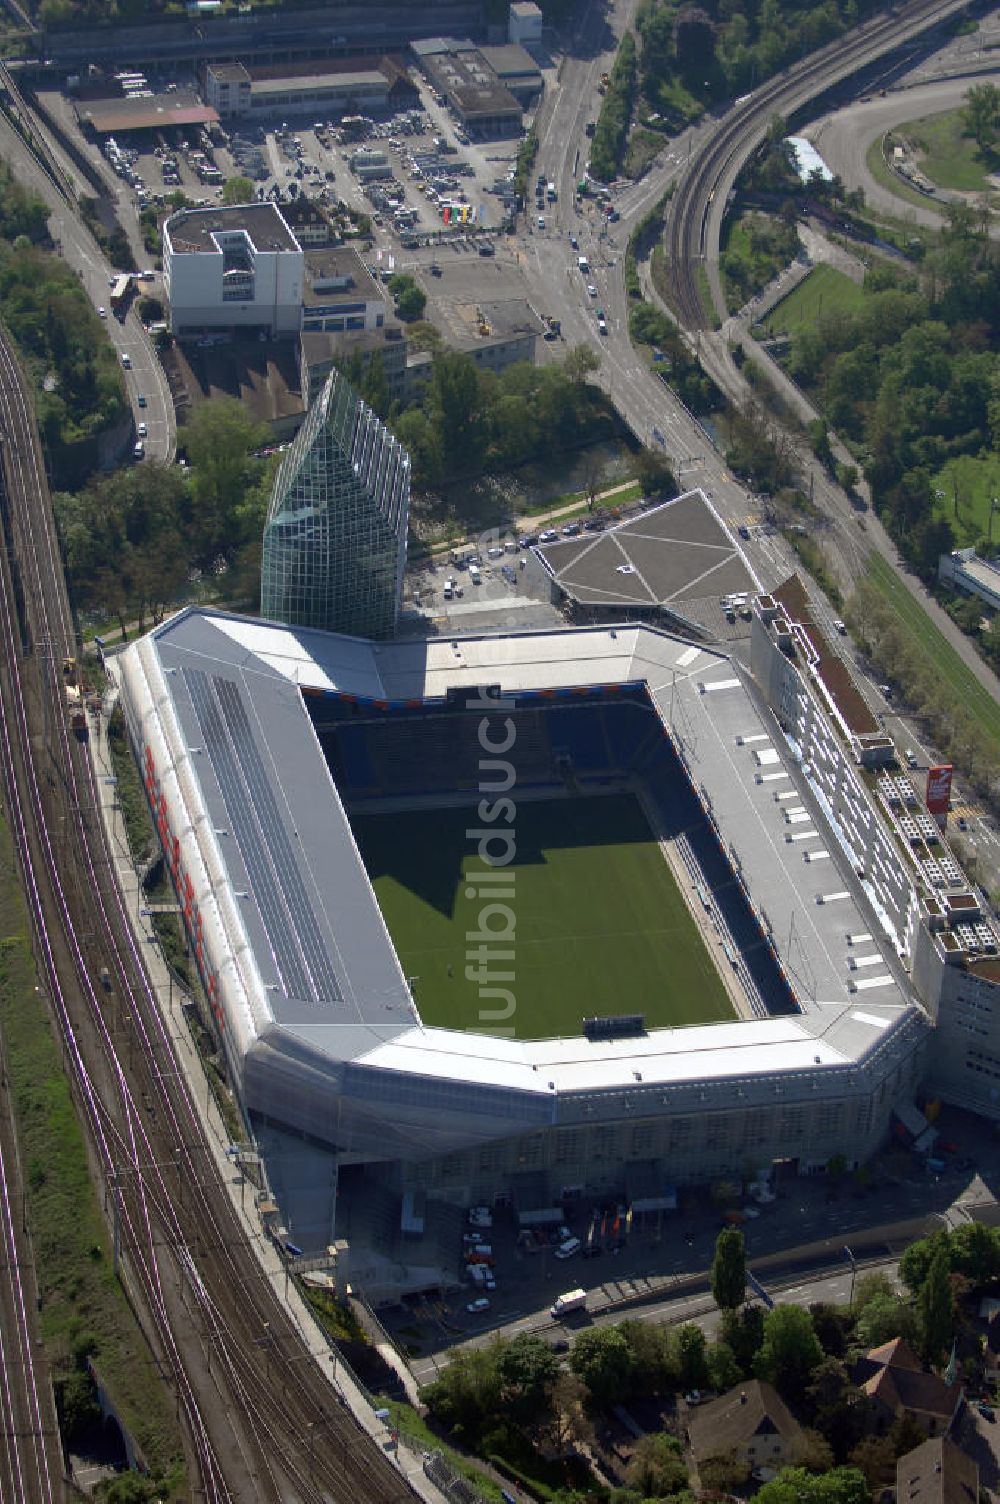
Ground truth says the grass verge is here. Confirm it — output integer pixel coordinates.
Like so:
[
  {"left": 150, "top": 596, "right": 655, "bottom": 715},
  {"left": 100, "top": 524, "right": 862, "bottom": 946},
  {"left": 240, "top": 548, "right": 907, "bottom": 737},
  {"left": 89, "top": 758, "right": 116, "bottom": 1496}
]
[
  {"left": 865, "top": 136, "right": 943, "bottom": 217},
  {"left": 379, "top": 1398, "right": 503, "bottom": 1503},
  {"left": 0, "top": 817, "right": 185, "bottom": 1494},
  {"left": 696, "top": 264, "right": 720, "bottom": 329},
  {"left": 904, "top": 108, "right": 1000, "bottom": 193},
  {"left": 761, "top": 265, "right": 865, "bottom": 336},
  {"left": 865, "top": 551, "right": 1000, "bottom": 750},
  {"left": 107, "top": 703, "right": 152, "bottom": 863},
  {"left": 931, "top": 452, "right": 1000, "bottom": 550}
]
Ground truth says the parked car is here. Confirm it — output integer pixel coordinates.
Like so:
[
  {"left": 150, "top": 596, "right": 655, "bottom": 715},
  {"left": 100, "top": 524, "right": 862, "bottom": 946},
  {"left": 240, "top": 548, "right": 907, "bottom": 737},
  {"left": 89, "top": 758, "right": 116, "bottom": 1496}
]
[
  {"left": 136, "top": 393, "right": 147, "bottom": 407},
  {"left": 539, "top": 529, "right": 559, "bottom": 543},
  {"left": 466, "top": 1297, "right": 490, "bottom": 1314},
  {"left": 137, "top": 422, "right": 147, "bottom": 437}
]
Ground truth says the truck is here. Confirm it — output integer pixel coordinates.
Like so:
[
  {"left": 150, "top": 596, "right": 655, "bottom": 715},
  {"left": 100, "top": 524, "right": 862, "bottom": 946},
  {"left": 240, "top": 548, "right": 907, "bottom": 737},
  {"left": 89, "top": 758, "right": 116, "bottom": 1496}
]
[
  {"left": 577, "top": 254, "right": 590, "bottom": 273},
  {"left": 551, "top": 1288, "right": 587, "bottom": 1318},
  {"left": 546, "top": 181, "right": 557, "bottom": 201}
]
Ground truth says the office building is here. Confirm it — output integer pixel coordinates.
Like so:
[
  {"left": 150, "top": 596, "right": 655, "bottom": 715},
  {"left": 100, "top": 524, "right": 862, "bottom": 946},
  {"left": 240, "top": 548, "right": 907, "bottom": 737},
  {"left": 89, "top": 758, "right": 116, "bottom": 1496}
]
[{"left": 260, "top": 368, "right": 409, "bottom": 638}]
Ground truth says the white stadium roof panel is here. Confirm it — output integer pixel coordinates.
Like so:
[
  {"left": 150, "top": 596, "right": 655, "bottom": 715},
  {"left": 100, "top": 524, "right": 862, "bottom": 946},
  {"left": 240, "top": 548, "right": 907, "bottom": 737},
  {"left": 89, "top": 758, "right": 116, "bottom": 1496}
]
[{"left": 116, "top": 608, "right": 925, "bottom": 1149}]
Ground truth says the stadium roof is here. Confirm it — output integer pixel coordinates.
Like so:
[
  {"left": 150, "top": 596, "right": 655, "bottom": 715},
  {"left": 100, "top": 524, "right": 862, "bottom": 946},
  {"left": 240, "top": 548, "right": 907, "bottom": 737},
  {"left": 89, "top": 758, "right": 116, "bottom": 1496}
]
[
  {"left": 117, "top": 610, "right": 925, "bottom": 1145},
  {"left": 536, "top": 491, "right": 758, "bottom": 615}
]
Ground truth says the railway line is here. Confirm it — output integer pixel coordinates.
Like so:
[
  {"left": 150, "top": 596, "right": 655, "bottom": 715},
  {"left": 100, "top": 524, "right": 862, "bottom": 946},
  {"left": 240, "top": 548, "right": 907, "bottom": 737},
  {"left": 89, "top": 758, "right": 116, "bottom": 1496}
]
[
  {"left": 0, "top": 328, "right": 421, "bottom": 1498},
  {"left": 666, "top": 0, "right": 969, "bottom": 329}
]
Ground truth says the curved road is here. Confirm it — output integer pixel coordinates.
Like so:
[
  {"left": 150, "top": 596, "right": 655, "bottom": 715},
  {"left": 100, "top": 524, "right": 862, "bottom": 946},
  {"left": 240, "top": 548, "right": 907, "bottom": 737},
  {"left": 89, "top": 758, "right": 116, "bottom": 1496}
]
[{"left": 806, "top": 72, "right": 1000, "bottom": 230}]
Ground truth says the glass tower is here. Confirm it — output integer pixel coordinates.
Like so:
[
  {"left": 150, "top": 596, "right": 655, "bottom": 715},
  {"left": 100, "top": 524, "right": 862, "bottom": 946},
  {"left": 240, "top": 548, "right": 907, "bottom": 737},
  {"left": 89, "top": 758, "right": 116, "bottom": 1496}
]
[{"left": 261, "top": 368, "right": 410, "bottom": 639}]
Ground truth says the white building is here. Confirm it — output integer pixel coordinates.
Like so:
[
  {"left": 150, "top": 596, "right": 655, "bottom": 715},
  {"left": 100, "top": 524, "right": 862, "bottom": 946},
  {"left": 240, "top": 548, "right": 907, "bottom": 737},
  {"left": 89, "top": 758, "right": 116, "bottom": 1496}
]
[
  {"left": 508, "top": 0, "right": 542, "bottom": 44},
  {"left": 203, "top": 61, "right": 251, "bottom": 119},
  {"left": 163, "top": 203, "right": 304, "bottom": 337},
  {"left": 939, "top": 547, "right": 1000, "bottom": 613}
]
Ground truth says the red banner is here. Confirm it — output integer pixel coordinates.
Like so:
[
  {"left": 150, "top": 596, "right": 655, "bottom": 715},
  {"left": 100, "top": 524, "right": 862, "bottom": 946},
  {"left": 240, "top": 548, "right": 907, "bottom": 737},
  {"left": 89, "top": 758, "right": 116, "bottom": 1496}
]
[{"left": 926, "top": 764, "right": 953, "bottom": 818}]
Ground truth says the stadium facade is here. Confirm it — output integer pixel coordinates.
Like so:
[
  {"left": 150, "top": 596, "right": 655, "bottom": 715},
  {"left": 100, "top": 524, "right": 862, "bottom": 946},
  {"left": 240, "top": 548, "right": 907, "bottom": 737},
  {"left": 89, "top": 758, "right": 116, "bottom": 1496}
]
[
  {"left": 261, "top": 368, "right": 409, "bottom": 638},
  {"left": 116, "top": 591, "right": 1000, "bottom": 1256}
]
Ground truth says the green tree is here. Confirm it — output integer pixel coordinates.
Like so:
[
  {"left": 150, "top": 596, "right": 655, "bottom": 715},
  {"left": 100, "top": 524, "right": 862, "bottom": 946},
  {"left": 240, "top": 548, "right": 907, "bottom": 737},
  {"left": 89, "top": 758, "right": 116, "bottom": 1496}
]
[
  {"left": 626, "top": 1432, "right": 689, "bottom": 1497},
  {"left": 721, "top": 1303, "right": 765, "bottom": 1375},
  {"left": 632, "top": 446, "right": 677, "bottom": 501},
  {"left": 711, "top": 1226, "right": 747, "bottom": 1312},
  {"left": 706, "top": 1340, "right": 742, "bottom": 1392},
  {"left": 754, "top": 1305, "right": 824, "bottom": 1397},
  {"left": 387, "top": 273, "right": 427, "bottom": 323},
  {"left": 421, "top": 1345, "right": 500, "bottom": 1439},
  {"left": 179, "top": 397, "right": 269, "bottom": 568},
  {"left": 222, "top": 175, "right": 255, "bottom": 204},
  {"left": 563, "top": 343, "right": 601, "bottom": 383},
  {"left": 494, "top": 1332, "right": 559, "bottom": 1429},
  {"left": 961, "top": 82, "right": 1000, "bottom": 152},
  {"left": 755, "top": 1466, "right": 869, "bottom": 1504},
  {"left": 570, "top": 1326, "right": 634, "bottom": 1407},
  {"left": 917, "top": 1245, "right": 954, "bottom": 1366},
  {"left": 674, "top": 1323, "right": 709, "bottom": 1389}
]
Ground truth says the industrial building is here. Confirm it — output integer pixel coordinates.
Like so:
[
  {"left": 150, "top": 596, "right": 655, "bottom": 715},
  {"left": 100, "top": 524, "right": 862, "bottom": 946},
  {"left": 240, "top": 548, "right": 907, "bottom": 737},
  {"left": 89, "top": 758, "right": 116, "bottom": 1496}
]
[
  {"left": 260, "top": 367, "right": 410, "bottom": 638},
  {"left": 411, "top": 38, "right": 522, "bottom": 136},
  {"left": 202, "top": 56, "right": 418, "bottom": 121},
  {"left": 163, "top": 202, "right": 304, "bottom": 337},
  {"left": 301, "top": 247, "right": 387, "bottom": 335}
]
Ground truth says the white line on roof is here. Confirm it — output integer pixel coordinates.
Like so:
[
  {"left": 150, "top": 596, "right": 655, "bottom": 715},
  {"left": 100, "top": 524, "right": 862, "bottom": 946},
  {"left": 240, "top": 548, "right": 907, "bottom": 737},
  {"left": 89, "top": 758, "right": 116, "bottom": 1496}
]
[{"left": 851, "top": 1009, "right": 892, "bottom": 1026}]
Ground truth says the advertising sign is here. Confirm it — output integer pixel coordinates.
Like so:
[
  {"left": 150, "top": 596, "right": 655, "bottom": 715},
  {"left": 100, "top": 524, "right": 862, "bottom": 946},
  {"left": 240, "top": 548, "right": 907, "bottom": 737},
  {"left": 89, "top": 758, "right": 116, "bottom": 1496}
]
[{"left": 925, "top": 763, "right": 953, "bottom": 826}]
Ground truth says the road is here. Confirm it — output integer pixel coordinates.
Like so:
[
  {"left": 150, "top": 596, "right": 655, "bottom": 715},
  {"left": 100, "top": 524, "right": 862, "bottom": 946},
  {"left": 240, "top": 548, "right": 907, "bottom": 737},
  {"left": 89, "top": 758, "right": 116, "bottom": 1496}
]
[
  {"left": 806, "top": 72, "right": 1000, "bottom": 230},
  {"left": 0, "top": 104, "right": 174, "bottom": 465},
  {"left": 664, "top": 0, "right": 970, "bottom": 329}
]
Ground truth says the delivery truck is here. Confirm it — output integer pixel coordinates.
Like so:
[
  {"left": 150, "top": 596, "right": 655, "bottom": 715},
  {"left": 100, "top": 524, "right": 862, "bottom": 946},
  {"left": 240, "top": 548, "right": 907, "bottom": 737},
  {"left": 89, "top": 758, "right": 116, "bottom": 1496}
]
[{"left": 550, "top": 1288, "right": 587, "bottom": 1318}]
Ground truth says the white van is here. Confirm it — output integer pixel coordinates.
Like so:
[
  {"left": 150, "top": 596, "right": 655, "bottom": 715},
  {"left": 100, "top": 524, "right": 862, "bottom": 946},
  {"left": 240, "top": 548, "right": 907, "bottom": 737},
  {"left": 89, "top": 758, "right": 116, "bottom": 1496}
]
[
  {"left": 554, "top": 1236, "right": 582, "bottom": 1260},
  {"left": 468, "top": 562, "right": 482, "bottom": 584}
]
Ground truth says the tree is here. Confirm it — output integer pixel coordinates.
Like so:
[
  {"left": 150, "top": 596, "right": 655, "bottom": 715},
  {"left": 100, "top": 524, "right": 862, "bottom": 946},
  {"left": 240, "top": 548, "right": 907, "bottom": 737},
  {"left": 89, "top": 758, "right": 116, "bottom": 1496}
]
[
  {"left": 569, "top": 1325, "right": 634, "bottom": 1407},
  {"left": 632, "top": 447, "right": 677, "bottom": 501},
  {"left": 626, "top": 1432, "right": 689, "bottom": 1498},
  {"left": 917, "top": 1245, "right": 954, "bottom": 1366},
  {"left": 674, "top": 5, "right": 716, "bottom": 82},
  {"left": 563, "top": 344, "right": 601, "bottom": 383},
  {"left": 546, "top": 1371, "right": 594, "bottom": 1458},
  {"left": 222, "top": 175, "right": 255, "bottom": 205},
  {"left": 699, "top": 1450, "right": 752, "bottom": 1493},
  {"left": 961, "top": 82, "right": 1000, "bottom": 152},
  {"left": 711, "top": 1226, "right": 746, "bottom": 1312},
  {"left": 179, "top": 397, "right": 269, "bottom": 568},
  {"left": 754, "top": 1305, "right": 824, "bottom": 1397},
  {"left": 421, "top": 1345, "right": 501, "bottom": 1439},
  {"left": 721, "top": 1303, "right": 765, "bottom": 1375},
  {"left": 706, "top": 1340, "right": 742, "bottom": 1392},
  {"left": 674, "top": 1323, "right": 709, "bottom": 1390},
  {"left": 755, "top": 1466, "right": 869, "bottom": 1504},
  {"left": 387, "top": 273, "right": 427, "bottom": 323},
  {"left": 494, "top": 1333, "right": 559, "bottom": 1430}
]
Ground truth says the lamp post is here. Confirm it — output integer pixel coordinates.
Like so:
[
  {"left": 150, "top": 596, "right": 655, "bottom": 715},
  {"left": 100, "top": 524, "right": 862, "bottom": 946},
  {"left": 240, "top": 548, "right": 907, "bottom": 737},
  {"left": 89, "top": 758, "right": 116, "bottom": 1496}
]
[{"left": 843, "top": 1244, "right": 857, "bottom": 1307}]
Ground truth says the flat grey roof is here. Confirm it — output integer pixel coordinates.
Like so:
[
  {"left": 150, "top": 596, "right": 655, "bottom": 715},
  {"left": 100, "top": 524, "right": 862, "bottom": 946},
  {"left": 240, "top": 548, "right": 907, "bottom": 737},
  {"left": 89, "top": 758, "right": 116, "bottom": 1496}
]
[
  {"left": 166, "top": 202, "right": 300, "bottom": 255},
  {"left": 302, "top": 246, "right": 382, "bottom": 306},
  {"left": 207, "top": 62, "right": 250, "bottom": 83},
  {"left": 537, "top": 490, "right": 757, "bottom": 610}
]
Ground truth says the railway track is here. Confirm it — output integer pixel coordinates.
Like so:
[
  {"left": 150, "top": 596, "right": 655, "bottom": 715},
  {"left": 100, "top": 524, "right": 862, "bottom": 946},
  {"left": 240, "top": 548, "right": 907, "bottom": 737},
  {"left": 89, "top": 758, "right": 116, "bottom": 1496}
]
[
  {"left": 666, "top": 0, "right": 968, "bottom": 329},
  {"left": 0, "top": 330, "right": 421, "bottom": 1500}
]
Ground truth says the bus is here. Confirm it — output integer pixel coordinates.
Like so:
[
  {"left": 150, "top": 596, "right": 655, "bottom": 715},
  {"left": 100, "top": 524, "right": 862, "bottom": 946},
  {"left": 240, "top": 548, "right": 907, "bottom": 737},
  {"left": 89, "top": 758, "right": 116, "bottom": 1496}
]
[{"left": 109, "top": 274, "right": 132, "bottom": 313}]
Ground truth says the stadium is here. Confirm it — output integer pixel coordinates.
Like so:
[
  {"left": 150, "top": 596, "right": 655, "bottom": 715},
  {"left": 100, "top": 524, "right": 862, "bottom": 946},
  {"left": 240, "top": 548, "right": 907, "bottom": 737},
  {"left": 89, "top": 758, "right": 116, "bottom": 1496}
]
[{"left": 117, "top": 605, "right": 930, "bottom": 1278}]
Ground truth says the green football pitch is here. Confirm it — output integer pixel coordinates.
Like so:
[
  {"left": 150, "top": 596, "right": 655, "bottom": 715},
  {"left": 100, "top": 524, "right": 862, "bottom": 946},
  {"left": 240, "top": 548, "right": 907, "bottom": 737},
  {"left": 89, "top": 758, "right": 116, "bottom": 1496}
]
[{"left": 350, "top": 793, "right": 734, "bottom": 1040}]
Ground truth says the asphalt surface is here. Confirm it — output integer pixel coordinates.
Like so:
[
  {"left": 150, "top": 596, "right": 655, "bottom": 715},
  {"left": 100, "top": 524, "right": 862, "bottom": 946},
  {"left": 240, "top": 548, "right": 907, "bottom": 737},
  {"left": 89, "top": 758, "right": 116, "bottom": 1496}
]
[
  {"left": 0, "top": 106, "right": 174, "bottom": 465},
  {"left": 807, "top": 72, "right": 1000, "bottom": 230}
]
